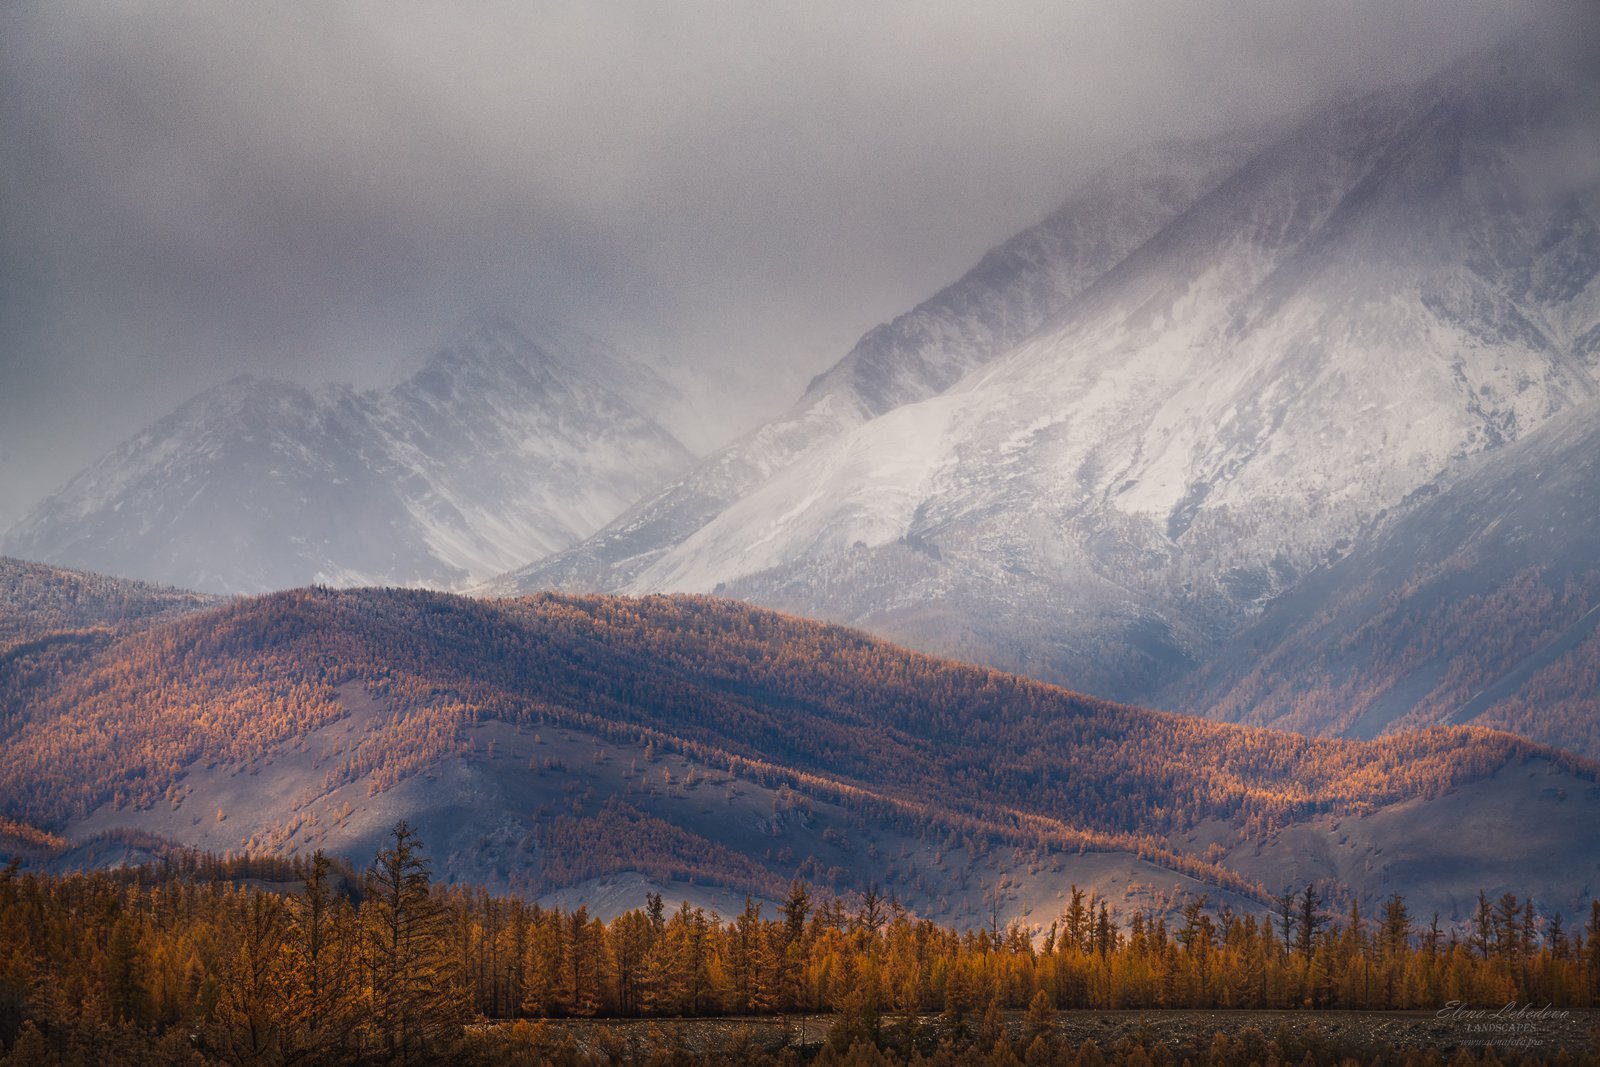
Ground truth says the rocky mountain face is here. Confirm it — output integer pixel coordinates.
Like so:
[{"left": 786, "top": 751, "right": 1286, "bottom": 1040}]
[
  {"left": 492, "top": 30, "right": 1600, "bottom": 720},
  {"left": 4, "top": 317, "right": 694, "bottom": 594}
]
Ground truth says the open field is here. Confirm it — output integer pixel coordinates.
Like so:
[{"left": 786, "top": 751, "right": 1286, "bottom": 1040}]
[{"left": 494, "top": 1009, "right": 1600, "bottom": 1062}]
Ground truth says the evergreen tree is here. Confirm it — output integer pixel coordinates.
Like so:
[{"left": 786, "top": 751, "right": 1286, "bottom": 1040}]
[
  {"left": 281, "top": 850, "right": 358, "bottom": 1059},
  {"left": 1379, "top": 894, "right": 1411, "bottom": 957},
  {"left": 1021, "top": 987, "right": 1056, "bottom": 1048},
  {"left": 106, "top": 914, "right": 149, "bottom": 1027},
  {"left": 608, "top": 910, "right": 654, "bottom": 1016},
  {"left": 1472, "top": 891, "right": 1495, "bottom": 960},
  {"left": 563, "top": 906, "right": 605, "bottom": 1017}
]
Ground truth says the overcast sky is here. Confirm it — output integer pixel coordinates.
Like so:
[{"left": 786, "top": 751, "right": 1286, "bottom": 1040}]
[{"left": 0, "top": 1, "right": 1534, "bottom": 528}]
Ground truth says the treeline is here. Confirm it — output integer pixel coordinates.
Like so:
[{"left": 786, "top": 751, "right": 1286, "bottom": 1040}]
[
  {"left": 534, "top": 797, "right": 788, "bottom": 900},
  {"left": 0, "top": 818, "right": 64, "bottom": 858},
  {"left": 4, "top": 826, "right": 1600, "bottom": 1065}
]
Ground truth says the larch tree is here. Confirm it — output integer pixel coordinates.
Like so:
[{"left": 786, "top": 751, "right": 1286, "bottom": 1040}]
[{"left": 360, "top": 822, "right": 468, "bottom": 1064}]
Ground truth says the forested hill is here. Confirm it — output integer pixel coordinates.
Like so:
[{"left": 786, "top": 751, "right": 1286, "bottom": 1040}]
[
  {"left": 0, "top": 556, "right": 217, "bottom": 643},
  {"left": 3, "top": 582, "right": 1598, "bottom": 924}
]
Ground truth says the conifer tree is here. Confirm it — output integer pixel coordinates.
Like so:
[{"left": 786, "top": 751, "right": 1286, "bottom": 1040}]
[
  {"left": 281, "top": 849, "right": 358, "bottom": 1058},
  {"left": 1021, "top": 987, "right": 1056, "bottom": 1047},
  {"left": 520, "top": 911, "right": 563, "bottom": 1017},
  {"left": 563, "top": 906, "right": 605, "bottom": 1017},
  {"left": 609, "top": 910, "right": 654, "bottom": 1015},
  {"left": 106, "top": 914, "right": 150, "bottom": 1027},
  {"left": 204, "top": 891, "right": 288, "bottom": 1066},
  {"left": 1295, "top": 885, "right": 1327, "bottom": 961},
  {"left": 361, "top": 822, "right": 467, "bottom": 1063}
]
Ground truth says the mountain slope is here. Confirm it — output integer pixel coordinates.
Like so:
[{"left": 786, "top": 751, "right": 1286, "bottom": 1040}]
[
  {"left": 500, "top": 30, "right": 1600, "bottom": 708},
  {"left": 0, "top": 556, "right": 216, "bottom": 643},
  {"left": 3, "top": 586, "right": 1598, "bottom": 924},
  {"left": 1160, "top": 395, "right": 1600, "bottom": 757},
  {"left": 484, "top": 130, "right": 1271, "bottom": 597},
  {"left": 4, "top": 317, "right": 694, "bottom": 593}
]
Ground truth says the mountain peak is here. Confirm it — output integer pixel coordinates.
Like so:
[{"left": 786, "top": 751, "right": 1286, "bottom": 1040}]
[
  {"left": 171, "top": 373, "right": 330, "bottom": 422},
  {"left": 5, "top": 316, "right": 694, "bottom": 594},
  {"left": 393, "top": 312, "right": 560, "bottom": 397}
]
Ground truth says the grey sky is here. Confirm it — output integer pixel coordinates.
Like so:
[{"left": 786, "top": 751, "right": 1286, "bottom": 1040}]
[{"left": 0, "top": 0, "right": 1531, "bottom": 528}]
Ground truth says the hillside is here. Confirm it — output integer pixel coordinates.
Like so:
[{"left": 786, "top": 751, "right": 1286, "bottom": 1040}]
[
  {"left": 0, "top": 559, "right": 220, "bottom": 858},
  {"left": 0, "top": 556, "right": 216, "bottom": 643},
  {"left": 3, "top": 586, "right": 1597, "bottom": 926}
]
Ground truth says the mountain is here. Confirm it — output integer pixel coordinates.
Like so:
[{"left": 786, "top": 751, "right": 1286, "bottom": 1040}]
[
  {"left": 490, "top": 28, "right": 1600, "bottom": 714},
  {"left": 3, "top": 585, "right": 1598, "bottom": 925},
  {"left": 484, "top": 129, "right": 1272, "bottom": 597},
  {"left": 3, "top": 317, "right": 694, "bottom": 595},
  {"left": 1159, "top": 395, "right": 1600, "bottom": 757}
]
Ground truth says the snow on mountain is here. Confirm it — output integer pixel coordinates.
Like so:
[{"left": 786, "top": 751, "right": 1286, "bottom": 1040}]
[
  {"left": 1159, "top": 394, "right": 1600, "bottom": 757},
  {"left": 481, "top": 129, "right": 1272, "bottom": 597},
  {"left": 495, "top": 28, "right": 1600, "bottom": 704},
  {"left": 3, "top": 317, "right": 694, "bottom": 594}
]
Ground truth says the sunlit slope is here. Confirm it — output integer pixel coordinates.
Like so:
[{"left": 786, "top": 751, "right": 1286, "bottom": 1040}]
[
  {"left": 2, "top": 585, "right": 1596, "bottom": 921},
  {"left": 494, "top": 29, "right": 1600, "bottom": 723}
]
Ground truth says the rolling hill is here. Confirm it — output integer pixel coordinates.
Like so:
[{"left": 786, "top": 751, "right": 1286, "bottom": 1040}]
[
  {"left": 0, "top": 555, "right": 217, "bottom": 642},
  {"left": 2, "top": 561, "right": 1596, "bottom": 927}
]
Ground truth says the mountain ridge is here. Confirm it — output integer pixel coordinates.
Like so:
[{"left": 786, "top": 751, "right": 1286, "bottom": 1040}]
[
  {"left": 481, "top": 128, "right": 1274, "bottom": 598},
  {"left": 4, "top": 317, "right": 695, "bottom": 594},
  {"left": 489, "top": 27, "right": 1600, "bottom": 730}
]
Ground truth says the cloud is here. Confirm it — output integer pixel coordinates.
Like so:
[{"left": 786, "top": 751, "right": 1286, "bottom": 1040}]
[{"left": 0, "top": 0, "right": 1532, "bottom": 526}]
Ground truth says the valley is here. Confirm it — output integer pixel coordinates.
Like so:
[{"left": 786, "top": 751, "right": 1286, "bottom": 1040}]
[{"left": 7, "top": 7, "right": 1600, "bottom": 1065}]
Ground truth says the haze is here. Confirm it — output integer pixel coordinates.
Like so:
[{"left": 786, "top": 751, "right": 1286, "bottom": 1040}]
[{"left": 0, "top": 0, "right": 1529, "bottom": 529}]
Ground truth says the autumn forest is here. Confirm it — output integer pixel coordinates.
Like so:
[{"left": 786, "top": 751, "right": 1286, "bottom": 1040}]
[
  {"left": 3, "top": 565, "right": 1600, "bottom": 1064},
  {"left": 3, "top": 824, "right": 1599, "bottom": 1066}
]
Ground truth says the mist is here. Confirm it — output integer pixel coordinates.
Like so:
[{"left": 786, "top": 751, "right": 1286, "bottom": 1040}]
[{"left": 0, "top": 0, "right": 1533, "bottom": 528}]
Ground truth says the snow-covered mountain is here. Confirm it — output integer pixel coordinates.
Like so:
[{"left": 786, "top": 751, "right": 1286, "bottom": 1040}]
[
  {"left": 491, "top": 27, "right": 1600, "bottom": 707},
  {"left": 3, "top": 317, "right": 694, "bottom": 593},
  {"left": 1159, "top": 393, "right": 1600, "bottom": 757},
  {"left": 485, "top": 128, "right": 1273, "bottom": 597}
]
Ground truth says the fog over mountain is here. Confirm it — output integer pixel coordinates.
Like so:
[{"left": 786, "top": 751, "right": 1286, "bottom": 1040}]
[
  {"left": 11, "top": 11, "right": 1600, "bottom": 1017},
  {"left": 5, "top": 316, "right": 696, "bottom": 593},
  {"left": 495, "top": 16, "right": 1600, "bottom": 751},
  {"left": 0, "top": 0, "right": 1534, "bottom": 528}
]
